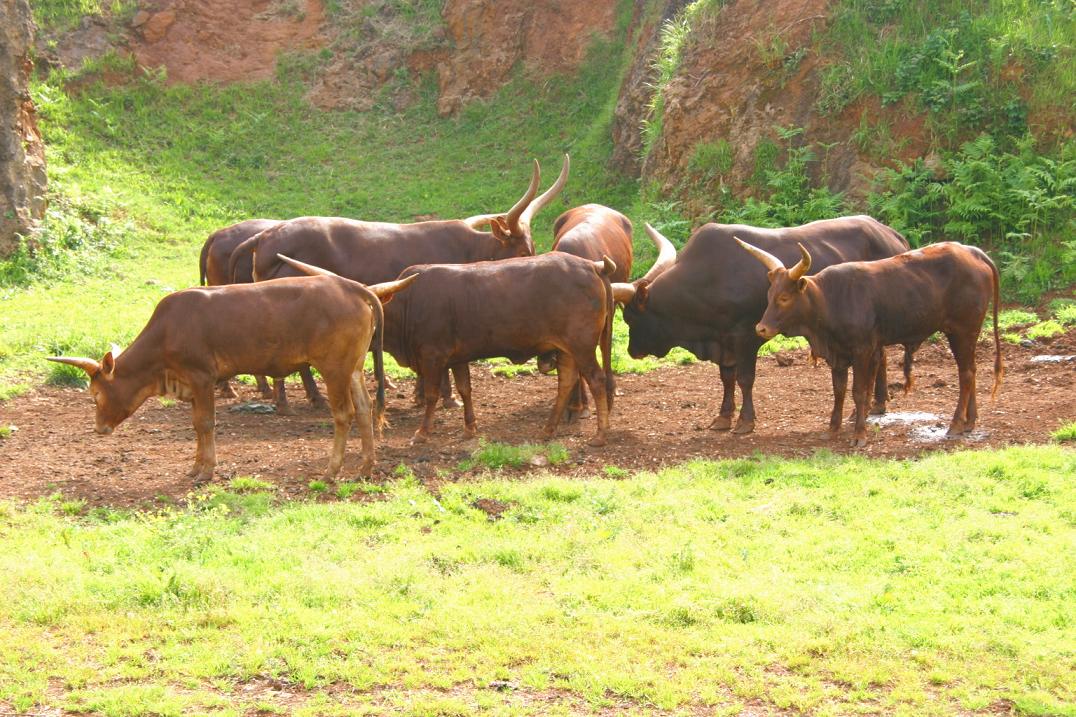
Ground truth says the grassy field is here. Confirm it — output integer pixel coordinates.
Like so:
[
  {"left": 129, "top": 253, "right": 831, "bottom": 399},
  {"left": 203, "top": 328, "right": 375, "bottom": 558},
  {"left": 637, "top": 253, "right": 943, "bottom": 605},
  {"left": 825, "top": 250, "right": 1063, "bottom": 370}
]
[{"left": 2, "top": 447, "right": 1074, "bottom": 716}]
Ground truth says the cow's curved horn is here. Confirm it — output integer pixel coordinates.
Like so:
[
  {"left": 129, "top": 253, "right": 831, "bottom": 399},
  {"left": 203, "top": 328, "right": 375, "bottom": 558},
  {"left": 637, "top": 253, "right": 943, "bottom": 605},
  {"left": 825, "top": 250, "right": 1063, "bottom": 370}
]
[
  {"left": 735, "top": 237, "right": 784, "bottom": 273},
  {"left": 504, "top": 159, "right": 541, "bottom": 237},
  {"left": 641, "top": 223, "right": 677, "bottom": 284},
  {"left": 276, "top": 254, "right": 339, "bottom": 278},
  {"left": 368, "top": 272, "right": 419, "bottom": 299},
  {"left": 611, "top": 283, "right": 636, "bottom": 303},
  {"left": 788, "top": 242, "right": 812, "bottom": 281},
  {"left": 519, "top": 154, "right": 569, "bottom": 234},
  {"left": 461, "top": 213, "right": 494, "bottom": 229},
  {"left": 46, "top": 356, "right": 101, "bottom": 376}
]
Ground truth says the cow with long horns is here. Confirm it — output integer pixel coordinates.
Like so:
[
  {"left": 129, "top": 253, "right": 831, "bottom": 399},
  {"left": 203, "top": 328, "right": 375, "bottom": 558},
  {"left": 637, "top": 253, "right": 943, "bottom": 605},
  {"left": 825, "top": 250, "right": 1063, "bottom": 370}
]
[
  {"left": 612, "top": 216, "right": 911, "bottom": 434},
  {"left": 48, "top": 270, "right": 417, "bottom": 483},
  {"left": 736, "top": 239, "right": 1003, "bottom": 446},
  {"left": 535, "top": 202, "right": 636, "bottom": 419},
  {"left": 236, "top": 156, "right": 570, "bottom": 407}
]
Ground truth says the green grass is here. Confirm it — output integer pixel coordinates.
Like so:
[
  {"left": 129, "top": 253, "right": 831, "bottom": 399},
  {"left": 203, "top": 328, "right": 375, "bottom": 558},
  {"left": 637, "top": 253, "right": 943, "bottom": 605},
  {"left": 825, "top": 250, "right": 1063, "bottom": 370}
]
[
  {"left": 458, "top": 440, "right": 570, "bottom": 472},
  {"left": 1, "top": 447, "right": 1073, "bottom": 715},
  {"left": 1052, "top": 421, "right": 1076, "bottom": 443}
]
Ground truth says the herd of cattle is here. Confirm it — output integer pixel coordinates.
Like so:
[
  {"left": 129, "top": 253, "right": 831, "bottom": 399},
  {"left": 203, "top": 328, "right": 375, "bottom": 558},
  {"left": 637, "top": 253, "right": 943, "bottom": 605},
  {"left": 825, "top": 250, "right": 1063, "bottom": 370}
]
[{"left": 49, "top": 156, "right": 1003, "bottom": 482}]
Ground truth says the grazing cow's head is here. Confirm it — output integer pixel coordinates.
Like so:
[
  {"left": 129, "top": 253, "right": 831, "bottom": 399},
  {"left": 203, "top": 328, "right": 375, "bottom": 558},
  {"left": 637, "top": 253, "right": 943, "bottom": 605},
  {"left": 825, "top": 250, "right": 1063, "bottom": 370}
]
[
  {"left": 464, "top": 155, "right": 570, "bottom": 259},
  {"left": 736, "top": 238, "right": 813, "bottom": 340},
  {"left": 612, "top": 223, "right": 678, "bottom": 359},
  {"left": 47, "top": 346, "right": 146, "bottom": 434}
]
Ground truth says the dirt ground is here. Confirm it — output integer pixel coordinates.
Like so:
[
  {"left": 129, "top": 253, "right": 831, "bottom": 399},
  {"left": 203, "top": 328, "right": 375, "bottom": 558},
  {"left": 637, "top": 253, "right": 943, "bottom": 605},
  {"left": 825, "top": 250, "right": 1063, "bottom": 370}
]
[{"left": 1, "top": 332, "right": 1073, "bottom": 508}]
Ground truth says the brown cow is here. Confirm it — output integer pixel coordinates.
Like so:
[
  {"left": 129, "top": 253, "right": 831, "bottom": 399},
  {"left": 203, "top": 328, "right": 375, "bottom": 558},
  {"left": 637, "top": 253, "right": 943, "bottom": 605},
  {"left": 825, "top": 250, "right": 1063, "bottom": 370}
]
[
  {"left": 197, "top": 218, "right": 324, "bottom": 406},
  {"left": 536, "top": 204, "right": 636, "bottom": 419},
  {"left": 47, "top": 271, "right": 417, "bottom": 482},
  {"left": 737, "top": 239, "right": 1002, "bottom": 446},
  {"left": 241, "top": 157, "right": 569, "bottom": 407},
  {"left": 281, "top": 252, "right": 617, "bottom": 446},
  {"left": 612, "top": 217, "right": 913, "bottom": 434}
]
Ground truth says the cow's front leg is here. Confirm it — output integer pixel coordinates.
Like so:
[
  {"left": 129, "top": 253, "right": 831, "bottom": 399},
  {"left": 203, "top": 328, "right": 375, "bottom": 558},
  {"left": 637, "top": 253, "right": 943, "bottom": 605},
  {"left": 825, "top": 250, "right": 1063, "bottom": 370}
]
[
  {"left": 255, "top": 374, "right": 273, "bottom": 399},
  {"left": 828, "top": 363, "right": 848, "bottom": 440},
  {"left": 273, "top": 377, "right": 293, "bottom": 416},
  {"left": 299, "top": 365, "right": 327, "bottom": 410},
  {"left": 412, "top": 361, "right": 444, "bottom": 444},
  {"left": 733, "top": 349, "right": 758, "bottom": 434},
  {"left": 849, "top": 351, "right": 874, "bottom": 447},
  {"left": 579, "top": 360, "right": 610, "bottom": 447},
  {"left": 451, "top": 363, "right": 477, "bottom": 437},
  {"left": 188, "top": 384, "right": 216, "bottom": 484},
  {"left": 216, "top": 378, "right": 238, "bottom": 399},
  {"left": 870, "top": 346, "right": 888, "bottom": 415},
  {"left": 706, "top": 363, "right": 737, "bottom": 430}
]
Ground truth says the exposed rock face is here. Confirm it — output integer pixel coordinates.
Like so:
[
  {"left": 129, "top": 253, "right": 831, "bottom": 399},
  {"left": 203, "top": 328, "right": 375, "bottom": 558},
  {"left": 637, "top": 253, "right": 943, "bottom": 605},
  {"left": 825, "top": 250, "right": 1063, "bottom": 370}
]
[
  {"left": 640, "top": 0, "right": 928, "bottom": 209},
  {"left": 435, "top": 0, "right": 619, "bottom": 116},
  {"left": 1, "top": 0, "right": 47, "bottom": 258},
  {"left": 130, "top": 0, "right": 327, "bottom": 83},
  {"left": 610, "top": 0, "right": 690, "bottom": 176}
]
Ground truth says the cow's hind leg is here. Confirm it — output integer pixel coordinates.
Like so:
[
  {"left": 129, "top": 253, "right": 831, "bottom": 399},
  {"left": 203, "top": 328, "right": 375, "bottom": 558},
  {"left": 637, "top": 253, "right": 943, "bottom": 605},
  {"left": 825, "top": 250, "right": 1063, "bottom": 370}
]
[
  {"left": 870, "top": 346, "right": 888, "bottom": 415},
  {"left": 849, "top": 351, "right": 874, "bottom": 447},
  {"left": 706, "top": 363, "right": 737, "bottom": 430},
  {"left": 577, "top": 355, "right": 610, "bottom": 447},
  {"left": 568, "top": 379, "right": 591, "bottom": 420},
  {"left": 543, "top": 354, "right": 579, "bottom": 441},
  {"left": 188, "top": 382, "right": 216, "bottom": 484},
  {"left": 946, "top": 333, "right": 978, "bottom": 436},
  {"left": 273, "top": 377, "right": 293, "bottom": 416},
  {"left": 216, "top": 379, "right": 238, "bottom": 399},
  {"left": 255, "top": 375, "right": 273, "bottom": 399},
  {"left": 441, "top": 367, "right": 460, "bottom": 409},
  {"left": 349, "top": 371, "right": 375, "bottom": 476},
  {"left": 324, "top": 373, "right": 356, "bottom": 478},
  {"left": 451, "top": 363, "right": 477, "bottom": 437}
]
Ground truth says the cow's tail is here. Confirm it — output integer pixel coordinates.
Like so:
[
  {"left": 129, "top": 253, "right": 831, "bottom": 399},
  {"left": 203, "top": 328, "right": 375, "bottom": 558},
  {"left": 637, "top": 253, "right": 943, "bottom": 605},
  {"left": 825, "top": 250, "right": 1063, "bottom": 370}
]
[
  {"left": 356, "top": 286, "right": 388, "bottom": 435},
  {"left": 199, "top": 234, "right": 213, "bottom": 286},
  {"left": 986, "top": 250, "right": 1004, "bottom": 400},
  {"left": 598, "top": 256, "right": 616, "bottom": 412},
  {"left": 228, "top": 235, "right": 258, "bottom": 283}
]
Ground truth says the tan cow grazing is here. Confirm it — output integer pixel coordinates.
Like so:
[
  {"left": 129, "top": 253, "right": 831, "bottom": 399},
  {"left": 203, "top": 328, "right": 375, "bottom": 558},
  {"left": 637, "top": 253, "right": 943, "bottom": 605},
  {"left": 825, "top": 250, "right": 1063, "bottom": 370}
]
[
  {"left": 47, "top": 270, "right": 417, "bottom": 482},
  {"left": 737, "top": 239, "right": 1002, "bottom": 446}
]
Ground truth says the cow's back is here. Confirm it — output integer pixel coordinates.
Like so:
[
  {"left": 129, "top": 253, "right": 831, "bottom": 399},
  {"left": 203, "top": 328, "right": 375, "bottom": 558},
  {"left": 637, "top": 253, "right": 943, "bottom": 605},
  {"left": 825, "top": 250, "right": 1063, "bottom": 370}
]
[{"left": 552, "top": 205, "right": 633, "bottom": 283}]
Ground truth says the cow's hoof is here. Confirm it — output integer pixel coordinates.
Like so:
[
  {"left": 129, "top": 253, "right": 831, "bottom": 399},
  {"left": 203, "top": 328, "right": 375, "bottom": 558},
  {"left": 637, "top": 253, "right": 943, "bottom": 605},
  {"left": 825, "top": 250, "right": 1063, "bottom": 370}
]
[
  {"left": 220, "top": 386, "right": 239, "bottom": 400},
  {"left": 572, "top": 407, "right": 592, "bottom": 420},
  {"left": 869, "top": 403, "right": 887, "bottom": 416},
  {"left": 587, "top": 434, "right": 607, "bottom": 447},
  {"left": 190, "top": 468, "right": 214, "bottom": 485},
  {"left": 310, "top": 397, "right": 329, "bottom": 411},
  {"left": 850, "top": 436, "right": 868, "bottom": 448},
  {"left": 276, "top": 405, "right": 295, "bottom": 417},
  {"left": 707, "top": 415, "right": 733, "bottom": 431},
  {"left": 946, "top": 422, "right": 965, "bottom": 437},
  {"left": 410, "top": 431, "right": 429, "bottom": 445},
  {"left": 442, "top": 397, "right": 462, "bottom": 409},
  {"left": 732, "top": 419, "right": 755, "bottom": 435},
  {"left": 824, "top": 428, "right": 840, "bottom": 440},
  {"left": 357, "top": 459, "right": 374, "bottom": 477},
  {"left": 186, "top": 463, "right": 204, "bottom": 479},
  {"left": 463, "top": 424, "right": 478, "bottom": 438}
]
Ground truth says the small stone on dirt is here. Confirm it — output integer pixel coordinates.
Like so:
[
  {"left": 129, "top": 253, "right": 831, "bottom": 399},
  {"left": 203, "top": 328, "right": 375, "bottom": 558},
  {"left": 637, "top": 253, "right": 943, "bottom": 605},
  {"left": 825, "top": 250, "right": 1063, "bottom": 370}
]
[
  {"left": 229, "top": 402, "right": 276, "bottom": 414},
  {"left": 528, "top": 454, "right": 549, "bottom": 467}
]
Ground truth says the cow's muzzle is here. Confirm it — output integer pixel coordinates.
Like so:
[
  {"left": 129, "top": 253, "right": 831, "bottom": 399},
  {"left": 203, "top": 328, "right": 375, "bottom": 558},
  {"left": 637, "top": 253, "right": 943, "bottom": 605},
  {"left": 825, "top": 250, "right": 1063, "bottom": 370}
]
[{"left": 755, "top": 323, "right": 777, "bottom": 340}]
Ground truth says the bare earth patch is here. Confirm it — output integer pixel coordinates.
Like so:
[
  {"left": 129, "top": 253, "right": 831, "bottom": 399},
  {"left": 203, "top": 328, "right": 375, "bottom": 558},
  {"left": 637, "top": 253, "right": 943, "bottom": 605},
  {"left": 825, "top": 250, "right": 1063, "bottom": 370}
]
[{"left": 1, "top": 332, "right": 1073, "bottom": 508}]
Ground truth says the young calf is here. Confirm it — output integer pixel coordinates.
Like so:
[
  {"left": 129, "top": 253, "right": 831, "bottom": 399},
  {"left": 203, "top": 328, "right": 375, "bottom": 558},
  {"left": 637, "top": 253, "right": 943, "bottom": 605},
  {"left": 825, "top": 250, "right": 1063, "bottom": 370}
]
[
  {"left": 48, "top": 270, "right": 416, "bottom": 482},
  {"left": 736, "top": 240, "right": 1002, "bottom": 446}
]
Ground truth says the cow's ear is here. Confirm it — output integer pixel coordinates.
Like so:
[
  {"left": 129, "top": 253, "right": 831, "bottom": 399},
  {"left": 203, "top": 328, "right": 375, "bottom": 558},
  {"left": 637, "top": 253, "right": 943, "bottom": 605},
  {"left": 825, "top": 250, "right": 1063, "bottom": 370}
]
[
  {"left": 796, "top": 277, "right": 808, "bottom": 292},
  {"left": 489, "top": 217, "right": 511, "bottom": 243},
  {"left": 636, "top": 280, "right": 651, "bottom": 310},
  {"left": 100, "top": 351, "right": 117, "bottom": 378}
]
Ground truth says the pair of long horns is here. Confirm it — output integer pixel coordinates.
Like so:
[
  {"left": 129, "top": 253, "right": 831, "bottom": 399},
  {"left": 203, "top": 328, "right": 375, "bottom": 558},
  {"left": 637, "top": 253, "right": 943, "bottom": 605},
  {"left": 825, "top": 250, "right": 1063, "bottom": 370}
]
[
  {"left": 735, "top": 238, "right": 812, "bottom": 280},
  {"left": 463, "top": 154, "right": 570, "bottom": 236},
  {"left": 47, "top": 343, "right": 123, "bottom": 376},
  {"left": 610, "top": 223, "right": 678, "bottom": 304},
  {"left": 276, "top": 254, "right": 419, "bottom": 298}
]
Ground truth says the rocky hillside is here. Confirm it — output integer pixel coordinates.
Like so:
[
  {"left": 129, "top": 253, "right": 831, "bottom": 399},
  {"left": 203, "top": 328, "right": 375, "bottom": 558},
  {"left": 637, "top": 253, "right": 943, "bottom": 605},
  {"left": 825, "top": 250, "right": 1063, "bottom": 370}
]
[
  {"left": 1, "top": 0, "right": 46, "bottom": 257},
  {"left": 19, "top": 0, "right": 1076, "bottom": 295}
]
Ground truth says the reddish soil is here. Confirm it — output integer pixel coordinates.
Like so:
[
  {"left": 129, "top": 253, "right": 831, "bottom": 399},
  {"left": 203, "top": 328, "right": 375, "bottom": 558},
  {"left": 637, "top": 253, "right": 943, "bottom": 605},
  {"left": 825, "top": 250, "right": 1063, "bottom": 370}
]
[
  {"left": 1, "top": 333, "right": 1073, "bottom": 509},
  {"left": 130, "top": 0, "right": 327, "bottom": 84}
]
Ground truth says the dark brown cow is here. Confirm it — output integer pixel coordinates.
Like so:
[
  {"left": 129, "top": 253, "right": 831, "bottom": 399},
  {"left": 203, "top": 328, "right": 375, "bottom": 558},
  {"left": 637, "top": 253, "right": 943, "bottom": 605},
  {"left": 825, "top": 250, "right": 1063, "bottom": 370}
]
[
  {"left": 536, "top": 203, "right": 635, "bottom": 419},
  {"left": 197, "top": 218, "right": 323, "bottom": 406},
  {"left": 48, "top": 271, "right": 417, "bottom": 482},
  {"left": 612, "top": 216, "right": 912, "bottom": 434},
  {"left": 738, "top": 239, "right": 1002, "bottom": 445},
  {"left": 286, "top": 252, "right": 616, "bottom": 446},
  {"left": 241, "top": 157, "right": 569, "bottom": 407}
]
